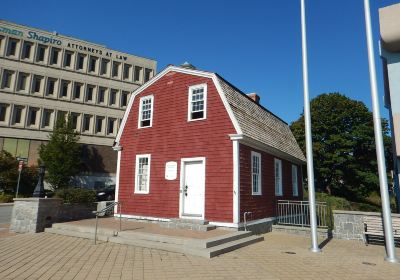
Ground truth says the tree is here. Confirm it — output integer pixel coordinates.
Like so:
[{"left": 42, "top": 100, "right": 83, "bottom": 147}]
[
  {"left": 39, "top": 116, "right": 81, "bottom": 189},
  {"left": 290, "top": 93, "right": 391, "bottom": 199}
]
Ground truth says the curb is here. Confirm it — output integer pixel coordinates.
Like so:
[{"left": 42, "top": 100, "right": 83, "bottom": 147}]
[{"left": 0, "top": 203, "right": 14, "bottom": 207}]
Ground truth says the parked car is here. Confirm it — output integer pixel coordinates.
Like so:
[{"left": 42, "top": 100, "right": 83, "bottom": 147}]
[{"left": 96, "top": 185, "right": 115, "bottom": 201}]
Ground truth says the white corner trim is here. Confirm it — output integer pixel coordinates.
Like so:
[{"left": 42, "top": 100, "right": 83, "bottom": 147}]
[
  {"left": 114, "top": 149, "right": 122, "bottom": 213},
  {"left": 233, "top": 140, "right": 240, "bottom": 224}
]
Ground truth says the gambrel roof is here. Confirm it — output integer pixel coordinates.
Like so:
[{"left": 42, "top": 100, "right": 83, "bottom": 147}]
[{"left": 115, "top": 65, "right": 306, "bottom": 164}]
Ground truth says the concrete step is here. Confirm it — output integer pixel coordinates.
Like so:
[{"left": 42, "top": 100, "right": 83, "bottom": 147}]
[
  {"left": 45, "top": 227, "right": 110, "bottom": 242},
  {"left": 160, "top": 221, "right": 216, "bottom": 231},
  {"left": 206, "top": 235, "right": 264, "bottom": 258},
  {"left": 202, "top": 231, "right": 253, "bottom": 248},
  {"left": 51, "top": 223, "right": 117, "bottom": 236},
  {"left": 170, "top": 218, "right": 209, "bottom": 225}
]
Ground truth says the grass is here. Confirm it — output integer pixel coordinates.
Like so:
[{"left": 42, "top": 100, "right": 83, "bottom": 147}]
[{"left": 0, "top": 194, "right": 14, "bottom": 203}]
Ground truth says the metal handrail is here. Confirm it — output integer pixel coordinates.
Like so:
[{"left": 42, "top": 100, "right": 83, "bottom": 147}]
[
  {"left": 93, "top": 201, "right": 122, "bottom": 244},
  {"left": 276, "top": 200, "right": 328, "bottom": 228}
]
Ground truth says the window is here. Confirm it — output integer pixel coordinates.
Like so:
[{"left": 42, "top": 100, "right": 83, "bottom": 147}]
[
  {"left": 134, "top": 66, "right": 142, "bottom": 82},
  {"left": 36, "top": 45, "right": 46, "bottom": 62},
  {"left": 60, "top": 80, "right": 70, "bottom": 98},
  {"left": 70, "top": 113, "right": 80, "bottom": 131},
  {"left": 41, "top": 109, "right": 53, "bottom": 128},
  {"left": 57, "top": 111, "right": 67, "bottom": 122},
  {"left": 292, "top": 165, "right": 299, "bottom": 196},
  {"left": 86, "top": 85, "right": 95, "bottom": 102},
  {"left": 64, "top": 51, "right": 73, "bottom": 67},
  {"left": 32, "top": 75, "right": 43, "bottom": 94},
  {"left": 107, "top": 118, "right": 116, "bottom": 135},
  {"left": 101, "top": 59, "right": 109, "bottom": 75},
  {"left": 112, "top": 62, "right": 120, "bottom": 78},
  {"left": 0, "top": 103, "right": 9, "bottom": 123},
  {"left": 2, "top": 70, "right": 14, "bottom": 89},
  {"left": 82, "top": 114, "right": 92, "bottom": 132},
  {"left": 138, "top": 96, "right": 153, "bottom": 128},
  {"left": 50, "top": 48, "right": 60, "bottom": 65},
  {"left": 188, "top": 84, "right": 207, "bottom": 121},
  {"left": 144, "top": 68, "right": 153, "bottom": 82},
  {"left": 12, "top": 105, "right": 24, "bottom": 125},
  {"left": 98, "top": 87, "right": 106, "bottom": 104},
  {"left": 17, "top": 72, "right": 29, "bottom": 91},
  {"left": 74, "top": 83, "right": 82, "bottom": 99},
  {"left": 275, "top": 159, "right": 283, "bottom": 196},
  {"left": 95, "top": 116, "right": 104, "bottom": 134},
  {"left": 123, "top": 64, "right": 131, "bottom": 80},
  {"left": 251, "top": 152, "right": 262, "bottom": 195},
  {"left": 135, "top": 154, "right": 151, "bottom": 194},
  {"left": 7, "top": 39, "right": 18, "bottom": 56},
  {"left": 89, "top": 56, "right": 97, "bottom": 73},
  {"left": 22, "top": 42, "right": 33, "bottom": 59},
  {"left": 109, "top": 89, "right": 117, "bottom": 106},
  {"left": 121, "top": 91, "right": 129, "bottom": 107},
  {"left": 77, "top": 53, "right": 86, "bottom": 70},
  {"left": 27, "top": 107, "right": 39, "bottom": 127},
  {"left": 46, "top": 78, "right": 57, "bottom": 96}
]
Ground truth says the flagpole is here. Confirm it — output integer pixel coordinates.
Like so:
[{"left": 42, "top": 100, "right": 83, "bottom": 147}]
[
  {"left": 300, "top": 0, "right": 320, "bottom": 253},
  {"left": 363, "top": 0, "right": 398, "bottom": 263}
]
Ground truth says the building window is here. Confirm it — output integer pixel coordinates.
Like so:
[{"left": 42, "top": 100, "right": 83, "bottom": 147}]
[
  {"left": 89, "top": 56, "right": 97, "bottom": 73},
  {"left": 95, "top": 116, "right": 104, "bottom": 134},
  {"left": 32, "top": 75, "right": 43, "bottom": 94},
  {"left": 107, "top": 118, "right": 116, "bottom": 135},
  {"left": 82, "top": 114, "right": 92, "bottom": 132},
  {"left": 17, "top": 72, "right": 29, "bottom": 92},
  {"left": 22, "top": 42, "right": 33, "bottom": 59},
  {"left": 57, "top": 110, "right": 67, "bottom": 122},
  {"left": 121, "top": 91, "right": 129, "bottom": 107},
  {"left": 86, "top": 85, "right": 95, "bottom": 102},
  {"left": 188, "top": 84, "right": 207, "bottom": 121},
  {"left": 123, "top": 64, "right": 131, "bottom": 80},
  {"left": 7, "top": 38, "right": 18, "bottom": 56},
  {"left": 251, "top": 152, "right": 262, "bottom": 195},
  {"left": 0, "top": 103, "right": 9, "bottom": 123},
  {"left": 1, "top": 70, "right": 15, "bottom": 89},
  {"left": 71, "top": 113, "right": 80, "bottom": 131},
  {"left": 144, "top": 68, "right": 153, "bottom": 82},
  {"left": 36, "top": 45, "right": 47, "bottom": 62},
  {"left": 74, "top": 83, "right": 82, "bottom": 99},
  {"left": 292, "top": 165, "right": 299, "bottom": 196},
  {"left": 64, "top": 51, "right": 73, "bottom": 68},
  {"left": 135, "top": 154, "right": 151, "bottom": 194},
  {"left": 41, "top": 109, "right": 53, "bottom": 128},
  {"left": 101, "top": 58, "right": 109, "bottom": 75},
  {"left": 60, "top": 80, "right": 70, "bottom": 98},
  {"left": 98, "top": 87, "right": 106, "bottom": 104},
  {"left": 12, "top": 105, "right": 24, "bottom": 125},
  {"left": 50, "top": 48, "right": 60, "bottom": 65},
  {"left": 134, "top": 66, "right": 142, "bottom": 83},
  {"left": 112, "top": 62, "right": 120, "bottom": 78},
  {"left": 138, "top": 96, "right": 153, "bottom": 128},
  {"left": 109, "top": 89, "right": 117, "bottom": 106},
  {"left": 27, "top": 107, "right": 39, "bottom": 127},
  {"left": 275, "top": 159, "right": 283, "bottom": 196},
  {"left": 77, "top": 53, "right": 86, "bottom": 70},
  {"left": 46, "top": 78, "right": 57, "bottom": 96}
]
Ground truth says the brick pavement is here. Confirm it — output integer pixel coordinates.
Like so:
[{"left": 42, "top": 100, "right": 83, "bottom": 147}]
[{"left": 0, "top": 231, "right": 399, "bottom": 280}]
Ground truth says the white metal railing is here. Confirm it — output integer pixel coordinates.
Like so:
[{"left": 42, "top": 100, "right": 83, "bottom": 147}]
[
  {"left": 276, "top": 200, "right": 329, "bottom": 228},
  {"left": 93, "top": 201, "right": 122, "bottom": 244}
]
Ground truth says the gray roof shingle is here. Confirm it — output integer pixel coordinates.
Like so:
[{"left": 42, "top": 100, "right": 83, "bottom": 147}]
[{"left": 217, "top": 76, "right": 306, "bottom": 163}]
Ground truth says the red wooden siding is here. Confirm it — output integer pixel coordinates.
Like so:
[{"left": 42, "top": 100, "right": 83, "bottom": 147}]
[
  {"left": 239, "top": 144, "right": 303, "bottom": 222},
  {"left": 118, "top": 72, "right": 236, "bottom": 222}
]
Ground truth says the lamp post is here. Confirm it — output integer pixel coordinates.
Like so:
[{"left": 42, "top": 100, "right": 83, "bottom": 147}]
[{"left": 32, "top": 165, "right": 46, "bottom": 198}]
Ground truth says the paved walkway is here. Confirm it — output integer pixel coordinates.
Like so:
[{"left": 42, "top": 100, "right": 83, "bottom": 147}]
[{"left": 0, "top": 231, "right": 399, "bottom": 280}]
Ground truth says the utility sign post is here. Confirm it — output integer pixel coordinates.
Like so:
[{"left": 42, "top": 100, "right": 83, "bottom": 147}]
[{"left": 16, "top": 160, "right": 24, "bottom": 198}]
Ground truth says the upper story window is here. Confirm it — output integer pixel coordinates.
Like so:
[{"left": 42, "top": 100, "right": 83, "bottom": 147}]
[
  {"left": 251, "top": 151, "right": 262, "bottom": 195},
  {"left": 188, "top": 84, "right": 207, "bottom": 121},
  {"left": 138, "top": 95, "right": 154, "bottom": 128},
  {"left": 7, "top": 38, "right": 19, "bottom": 57},
  {"left": 292, "top": 165, "right": 299, "bottom": 196},
  {"left": 64, "top": 51, "right": 73, "bottom": 68},
  {"left": 275, "top": 159, "right": 283, "bottom": 196},
  {"left": 50, "top": 48, "right": 60, "bottom": 65},
  {"left": 36, "top": 45, "right": 47, "bottom": 63},
  {"left": 22, "top": 41, "right": 33, "bottom": 60}
]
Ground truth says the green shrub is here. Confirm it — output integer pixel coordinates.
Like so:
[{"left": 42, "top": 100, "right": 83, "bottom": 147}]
[
  {"left": 54, "top": 188, "right": 96, "bottom": 204},
  {"left": 0, "top": 193, "right": 14, "bottom": 203}
]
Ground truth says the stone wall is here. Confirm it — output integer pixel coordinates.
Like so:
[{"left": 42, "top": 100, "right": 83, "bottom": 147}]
[
  {"left": 10, "top": 198, "right": 96, "bottom": 233},
  {"left": 333, "top": 210, "right": 400, "bottom": 240}
]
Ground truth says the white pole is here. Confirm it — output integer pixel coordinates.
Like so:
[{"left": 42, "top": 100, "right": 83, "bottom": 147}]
[
  {"left": 363, "top": 0, "right": 398, "bottom": 263},
  {"left": 300, "top": 0, "right": 320, "bottom": 253}
]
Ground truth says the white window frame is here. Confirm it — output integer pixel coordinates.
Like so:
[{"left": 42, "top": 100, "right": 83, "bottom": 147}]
[
  {"left": 292, "top": 165, "right": 299, "bottom": 196},
  {"left": 188, "top": 83, "right": 207, "bottom": 121},
  {"left": 251, "top": 151, "right": 262, "bottom": 195},
  {"left": 274, "top": 158, "right": 283, "bottom": 196},
  {"left": 134, "top": 154, "right": 151, "bottom": 194},
  {"left": 138, "top": 95, "right": 154, "bottom": 128}
]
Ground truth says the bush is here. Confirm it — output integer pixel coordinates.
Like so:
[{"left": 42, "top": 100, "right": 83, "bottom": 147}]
[
  {"left": 0, "top": 193, "right": 13, "bottom": 203},
  {"left": 54, "top": 188, "right": 96, "bottom": 204}
]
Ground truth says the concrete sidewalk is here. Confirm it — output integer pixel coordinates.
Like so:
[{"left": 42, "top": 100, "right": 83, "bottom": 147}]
[{"left": 0, "top": 231, "right": 399, "bottom": 279}]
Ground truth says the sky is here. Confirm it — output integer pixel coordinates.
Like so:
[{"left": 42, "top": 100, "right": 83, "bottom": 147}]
[{"left": 2, "top": 0, "right": 399, "bottom": 124}]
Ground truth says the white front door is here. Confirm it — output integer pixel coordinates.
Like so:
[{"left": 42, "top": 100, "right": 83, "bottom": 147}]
[{"left": 181, "top": 158, "right": 205, "bottom": 218}]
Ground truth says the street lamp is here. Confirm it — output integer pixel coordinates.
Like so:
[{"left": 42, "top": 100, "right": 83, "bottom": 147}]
[{"left": 32, "top": 165, "right": 46, "bottom": 198}]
